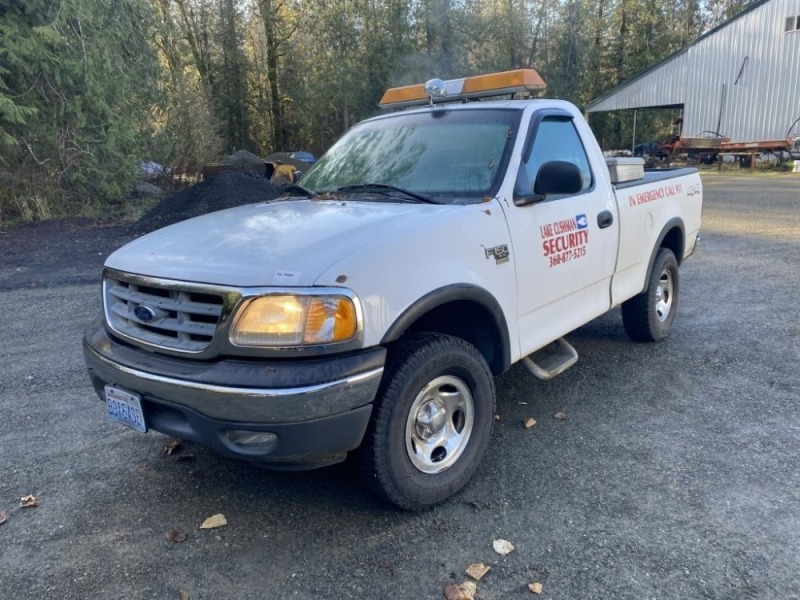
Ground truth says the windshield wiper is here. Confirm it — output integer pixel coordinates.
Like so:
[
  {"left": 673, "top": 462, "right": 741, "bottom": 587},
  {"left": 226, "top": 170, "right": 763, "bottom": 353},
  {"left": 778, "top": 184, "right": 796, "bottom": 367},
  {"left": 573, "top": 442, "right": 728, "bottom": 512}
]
[
  {"left": 335, "top": 183, "right": 441, "bottom": 204},
  {"left": 280, "top": 182, "right": 319, "bottom": 198}
]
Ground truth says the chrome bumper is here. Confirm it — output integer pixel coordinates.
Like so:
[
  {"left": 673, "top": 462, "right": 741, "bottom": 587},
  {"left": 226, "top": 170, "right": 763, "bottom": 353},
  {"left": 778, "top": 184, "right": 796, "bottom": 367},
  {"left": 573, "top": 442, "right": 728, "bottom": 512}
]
[{"left": 83, "top": 322, "right": 385, "bottom": 424}]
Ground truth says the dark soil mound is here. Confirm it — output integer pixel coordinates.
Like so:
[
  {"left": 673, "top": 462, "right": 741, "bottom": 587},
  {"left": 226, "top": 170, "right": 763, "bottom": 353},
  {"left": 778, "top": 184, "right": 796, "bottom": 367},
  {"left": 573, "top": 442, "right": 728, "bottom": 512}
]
[
  {"left": 222, "top": 149, "right": 265, "bottom": 172},
  {"left": 135, "top": 171, "right": 281, "bottom": 234}
]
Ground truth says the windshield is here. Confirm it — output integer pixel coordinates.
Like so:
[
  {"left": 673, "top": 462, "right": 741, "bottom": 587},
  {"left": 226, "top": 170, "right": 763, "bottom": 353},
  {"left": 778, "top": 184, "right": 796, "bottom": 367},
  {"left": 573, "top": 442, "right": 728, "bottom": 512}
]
[{"left": 300, "top": 108, "right": 521, "bottom": 202}]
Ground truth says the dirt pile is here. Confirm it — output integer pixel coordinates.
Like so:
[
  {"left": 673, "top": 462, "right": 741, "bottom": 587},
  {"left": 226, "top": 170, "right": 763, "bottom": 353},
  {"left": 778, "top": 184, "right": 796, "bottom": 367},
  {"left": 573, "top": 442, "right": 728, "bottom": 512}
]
[
  {"left": 223, "top": 149, "right": 266, "bottom": 172},
  {"left": 135, "top": 171, "right": 281, "bottom": 234}
]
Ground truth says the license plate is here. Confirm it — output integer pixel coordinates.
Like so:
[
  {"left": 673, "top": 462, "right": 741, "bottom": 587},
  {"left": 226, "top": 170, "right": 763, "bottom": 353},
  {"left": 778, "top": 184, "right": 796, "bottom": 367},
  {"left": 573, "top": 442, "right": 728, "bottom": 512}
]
[{"left": 105, "top": 385, "right": 147, "bottom": 433}]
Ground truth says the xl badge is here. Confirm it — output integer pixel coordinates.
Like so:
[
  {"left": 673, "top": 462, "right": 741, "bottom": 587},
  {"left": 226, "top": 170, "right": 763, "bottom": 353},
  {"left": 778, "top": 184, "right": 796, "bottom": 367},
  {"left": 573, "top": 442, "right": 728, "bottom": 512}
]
[{"left": 484, "top": 244, "right": 510, "bottom": 264}]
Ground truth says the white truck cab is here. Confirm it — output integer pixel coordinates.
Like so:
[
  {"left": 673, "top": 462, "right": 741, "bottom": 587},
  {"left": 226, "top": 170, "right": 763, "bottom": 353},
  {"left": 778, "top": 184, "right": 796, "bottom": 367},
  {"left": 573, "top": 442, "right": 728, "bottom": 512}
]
[{"left": 84, "top": 69, "right": 702, "bottom": 509}]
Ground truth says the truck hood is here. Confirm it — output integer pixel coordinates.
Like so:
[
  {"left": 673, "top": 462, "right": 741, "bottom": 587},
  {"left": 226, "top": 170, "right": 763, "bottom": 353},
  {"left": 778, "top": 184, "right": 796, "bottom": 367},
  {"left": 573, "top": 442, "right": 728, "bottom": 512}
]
[{"left": 106, "top": 199, "right": 460, "bottom": 287}]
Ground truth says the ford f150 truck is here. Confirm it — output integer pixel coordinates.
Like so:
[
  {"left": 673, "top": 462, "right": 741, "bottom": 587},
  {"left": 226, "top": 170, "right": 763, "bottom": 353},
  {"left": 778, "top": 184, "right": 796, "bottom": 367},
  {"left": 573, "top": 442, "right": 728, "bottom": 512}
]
[{"left": 83, "top": 69, "right": 702, "bottom": 510}]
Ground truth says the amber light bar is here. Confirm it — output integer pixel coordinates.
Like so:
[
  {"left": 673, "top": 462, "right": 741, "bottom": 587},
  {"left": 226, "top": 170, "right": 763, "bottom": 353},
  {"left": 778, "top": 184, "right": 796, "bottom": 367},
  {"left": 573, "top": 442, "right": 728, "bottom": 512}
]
[{"left": 379, "top": 69, "right": 547, "bottom": 109}]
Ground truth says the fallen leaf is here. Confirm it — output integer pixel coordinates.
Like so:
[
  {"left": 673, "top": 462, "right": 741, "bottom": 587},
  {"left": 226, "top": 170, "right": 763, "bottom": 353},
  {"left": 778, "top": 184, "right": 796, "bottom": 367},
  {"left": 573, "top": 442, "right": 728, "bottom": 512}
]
[
  {"left": 517, "top": 401, "right": 528, "bottom": 405},
  {"left": 20, "top": 494, "right": 39, "bottom": 508},
  {"left": 465, "top": 562, "right": 491, "bottom": 581},
  {"left": 554, "top": 411, "right": 568, "bottom": 420},
  {"left": 176, "top": 453, "right": 195, "bottom": 462},
  {"left": 459, "top": 581, "right": 477, "bottom": 599},
  {"left": 199, "top": 514, "right": 227, "bottom": 529},
  {"left": 165, "top": 527, "right": 187, "bottom": 543},
  {"left": 494, "top": 414, "right": 501, "bottom": 421},
  {"left": 523, "top": 418, "right": 537, "bottom": 429},
  {"left": 443, "top": 582, "right": 461, "bottom": 600},
  {"left": 443, "top": 582, "right": 476, "bottom": 600},
  {"left": 164, "top": 439, "right": 183, "bottom": 455},
  {"left": 493, "top": 539, "right": 515, "bottom": 556},
  {"left": 179, "top": 591, "right": 190, "bottom": 600},
  {"left": 528, "top": 582, "right": 544, "bottom": 594},
  {"left": 0, "top": 511, "right": 7, "bottom": 524}
]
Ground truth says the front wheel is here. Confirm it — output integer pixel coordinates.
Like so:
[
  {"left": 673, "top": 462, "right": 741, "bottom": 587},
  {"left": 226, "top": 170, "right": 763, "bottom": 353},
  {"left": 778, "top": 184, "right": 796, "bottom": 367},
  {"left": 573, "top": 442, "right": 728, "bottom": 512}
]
[
  {"left": 622, "top": 247, "right": 680, "bottom": 342},
  {"left": 361, "top": 333, "right": 495, "bottom": 510}
]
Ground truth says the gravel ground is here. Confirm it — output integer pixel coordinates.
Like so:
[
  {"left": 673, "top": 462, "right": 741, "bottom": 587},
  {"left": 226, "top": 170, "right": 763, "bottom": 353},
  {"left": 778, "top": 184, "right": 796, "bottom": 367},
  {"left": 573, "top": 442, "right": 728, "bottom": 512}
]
[
  {"left": 0, "top": 174, "right": 798, "bottom": 600},
  {"left": 0, "top": 172, "right": 280, "bottom": 292}
]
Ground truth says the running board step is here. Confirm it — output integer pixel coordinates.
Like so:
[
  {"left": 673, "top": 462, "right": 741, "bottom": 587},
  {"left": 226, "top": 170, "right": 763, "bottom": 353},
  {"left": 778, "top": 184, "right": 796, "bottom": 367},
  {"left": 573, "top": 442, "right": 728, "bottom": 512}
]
[{"left": 521, "top": 338, "right": 578, "bottom": 381}]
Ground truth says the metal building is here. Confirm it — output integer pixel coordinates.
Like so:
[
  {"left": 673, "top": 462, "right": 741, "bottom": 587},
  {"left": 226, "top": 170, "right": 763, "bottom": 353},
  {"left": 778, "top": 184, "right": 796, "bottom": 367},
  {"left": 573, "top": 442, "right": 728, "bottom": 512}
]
[{"left": 586, "top": 0, "right": 800, "bottom": 144}]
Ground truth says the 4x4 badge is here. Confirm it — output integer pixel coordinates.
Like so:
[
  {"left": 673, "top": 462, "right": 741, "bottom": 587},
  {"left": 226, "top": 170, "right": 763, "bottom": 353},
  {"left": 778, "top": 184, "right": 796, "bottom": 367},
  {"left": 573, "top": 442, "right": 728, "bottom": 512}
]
[{"left": 484, "top": 244, "right": 510, "bottom": 264}]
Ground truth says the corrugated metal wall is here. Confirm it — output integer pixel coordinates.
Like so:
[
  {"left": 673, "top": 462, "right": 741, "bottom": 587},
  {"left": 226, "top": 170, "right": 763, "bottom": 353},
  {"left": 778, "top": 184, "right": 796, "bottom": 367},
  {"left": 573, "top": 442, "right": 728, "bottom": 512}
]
[{"left": 587, "top": 0, "right": 800, "bottom": 142}]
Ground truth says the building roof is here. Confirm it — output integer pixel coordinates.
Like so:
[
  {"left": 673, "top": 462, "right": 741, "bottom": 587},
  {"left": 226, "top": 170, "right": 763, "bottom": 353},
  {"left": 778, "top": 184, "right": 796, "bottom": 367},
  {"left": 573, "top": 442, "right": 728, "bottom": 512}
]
[{"left": 585, "top": 0, "right": 772, "bottom": 112}]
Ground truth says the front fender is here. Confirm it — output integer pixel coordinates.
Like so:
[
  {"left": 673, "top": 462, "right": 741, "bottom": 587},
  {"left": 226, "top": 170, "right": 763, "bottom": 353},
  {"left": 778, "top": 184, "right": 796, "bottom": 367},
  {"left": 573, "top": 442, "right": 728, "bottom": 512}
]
[
  {"left": 380, "top": 283, "right": 511, "bottom": 373},
  {"left": 314, "top": 200, "right": 520, "bottom": 366}
]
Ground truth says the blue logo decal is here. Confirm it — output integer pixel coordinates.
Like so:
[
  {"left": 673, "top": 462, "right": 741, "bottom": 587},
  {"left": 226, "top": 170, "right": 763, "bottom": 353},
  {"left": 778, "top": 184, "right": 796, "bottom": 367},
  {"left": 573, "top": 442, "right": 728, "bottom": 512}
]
[
  {"left": 575, "top": 214, "right": 588, "bottom": 229},
  {"left": 134, "top": 305, "right": 157, "bottom": 323}
]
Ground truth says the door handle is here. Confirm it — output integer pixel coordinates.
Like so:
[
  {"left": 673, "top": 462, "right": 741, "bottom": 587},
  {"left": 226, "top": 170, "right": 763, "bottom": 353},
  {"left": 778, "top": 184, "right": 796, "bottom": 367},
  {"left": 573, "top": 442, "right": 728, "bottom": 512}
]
[{"left": 597, "top": 210, "right": 614, "bottom": 229}]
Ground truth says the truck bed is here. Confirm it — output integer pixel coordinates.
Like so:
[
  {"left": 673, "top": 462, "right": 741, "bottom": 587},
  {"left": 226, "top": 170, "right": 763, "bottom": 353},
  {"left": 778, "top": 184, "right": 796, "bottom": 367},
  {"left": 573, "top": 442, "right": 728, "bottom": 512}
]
[{"left": 614, "top": 167, "right": 698, "bottom": 189}]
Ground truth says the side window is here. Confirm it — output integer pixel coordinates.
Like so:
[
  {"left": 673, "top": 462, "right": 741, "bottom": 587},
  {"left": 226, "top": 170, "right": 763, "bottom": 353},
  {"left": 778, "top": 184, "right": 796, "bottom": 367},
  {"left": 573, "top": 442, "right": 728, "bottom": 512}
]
[{"left": 525, "top": 117, "right": 593, "bottom": 192}]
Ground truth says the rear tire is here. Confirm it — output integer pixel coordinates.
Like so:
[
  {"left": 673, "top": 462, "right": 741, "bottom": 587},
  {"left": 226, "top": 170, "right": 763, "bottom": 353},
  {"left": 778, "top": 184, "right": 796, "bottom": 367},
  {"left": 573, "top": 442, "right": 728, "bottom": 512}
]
[
  {"left": 622, "top": 248, "right": 679, "bottom": 342},
  {"left": 361, "top": 333, "right": 495, "bottom": 510}
]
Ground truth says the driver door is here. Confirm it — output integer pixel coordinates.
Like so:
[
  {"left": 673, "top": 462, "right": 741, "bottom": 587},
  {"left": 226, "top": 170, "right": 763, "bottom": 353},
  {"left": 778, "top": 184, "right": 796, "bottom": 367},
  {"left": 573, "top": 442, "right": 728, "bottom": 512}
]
[{"left": 504, "top": 111, "right": 619, "bottom": 356}]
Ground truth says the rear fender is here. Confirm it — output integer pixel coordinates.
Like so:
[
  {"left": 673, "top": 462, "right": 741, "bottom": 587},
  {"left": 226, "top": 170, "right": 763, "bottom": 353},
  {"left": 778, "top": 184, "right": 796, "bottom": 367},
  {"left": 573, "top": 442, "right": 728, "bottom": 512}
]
[{"left": 641, "top": 218, "right": 685, "bottom": 293}]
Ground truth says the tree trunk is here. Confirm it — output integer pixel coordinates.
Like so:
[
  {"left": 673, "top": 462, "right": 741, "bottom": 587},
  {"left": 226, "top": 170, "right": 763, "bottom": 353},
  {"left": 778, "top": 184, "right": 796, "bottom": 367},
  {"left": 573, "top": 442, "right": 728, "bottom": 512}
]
[
  {"left": 174, "top": 0, "right": 211, "bottom": 89},
  {"left": 258, "top": 0, "right": 284, "bottom": 150}
]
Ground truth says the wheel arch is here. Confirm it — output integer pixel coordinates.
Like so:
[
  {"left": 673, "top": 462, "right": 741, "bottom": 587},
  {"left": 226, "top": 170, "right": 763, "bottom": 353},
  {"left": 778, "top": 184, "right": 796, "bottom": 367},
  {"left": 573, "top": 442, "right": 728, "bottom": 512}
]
[
  {"left": 641, "top": 218, "right": 685, "bottom": 294},
  {"left": 380, "top": 284, "right": 511, "bottom": 376}
]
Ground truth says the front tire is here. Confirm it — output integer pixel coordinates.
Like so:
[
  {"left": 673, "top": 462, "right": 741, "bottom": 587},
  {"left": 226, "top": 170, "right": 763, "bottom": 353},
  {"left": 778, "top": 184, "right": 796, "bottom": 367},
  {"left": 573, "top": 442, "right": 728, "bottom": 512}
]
[
  {"left": 361, "top": 333, "right": 495, "bottom": 510},
  {"left": 622, "top": 247, "right": 679, "bottom": 342}
]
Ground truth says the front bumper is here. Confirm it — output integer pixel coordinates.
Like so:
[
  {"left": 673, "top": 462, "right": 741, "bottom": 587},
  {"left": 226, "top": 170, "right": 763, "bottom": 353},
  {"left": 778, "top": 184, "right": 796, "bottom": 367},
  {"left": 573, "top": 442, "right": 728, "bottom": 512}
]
[{"left": 83, "top": 322, "right": 385, "bottom": 469}]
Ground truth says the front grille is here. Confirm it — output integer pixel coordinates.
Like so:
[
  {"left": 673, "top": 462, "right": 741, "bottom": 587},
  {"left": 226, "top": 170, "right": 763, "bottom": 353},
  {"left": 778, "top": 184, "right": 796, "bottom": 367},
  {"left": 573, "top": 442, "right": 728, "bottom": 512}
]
[{"left": 104, "top": 276, "right": 225, "bottom": 353}]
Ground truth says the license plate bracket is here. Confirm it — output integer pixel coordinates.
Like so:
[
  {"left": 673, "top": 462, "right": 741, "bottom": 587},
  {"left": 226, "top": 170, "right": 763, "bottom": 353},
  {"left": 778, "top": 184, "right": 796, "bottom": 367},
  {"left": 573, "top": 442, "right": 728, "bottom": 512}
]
[{"left": 105, "top": 385, "right": 147, "bottom": 433}]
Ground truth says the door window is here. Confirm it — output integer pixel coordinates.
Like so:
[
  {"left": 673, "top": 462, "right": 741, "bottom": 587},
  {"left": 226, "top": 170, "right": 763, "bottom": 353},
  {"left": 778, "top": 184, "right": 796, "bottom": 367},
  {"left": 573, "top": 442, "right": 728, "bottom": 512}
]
[{"left": 525, "top": 117, "right": 593, "bottom": 192}]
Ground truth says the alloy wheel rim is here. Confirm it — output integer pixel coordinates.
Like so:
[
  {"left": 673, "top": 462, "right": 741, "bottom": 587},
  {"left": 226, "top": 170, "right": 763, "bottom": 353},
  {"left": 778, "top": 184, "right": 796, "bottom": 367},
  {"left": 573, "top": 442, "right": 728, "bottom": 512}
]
[
  {"left": 655, "top": 267, "right": 674, "bottom": 322},
  {"left": 405, "top": 375, "right": 474, "bottom": 474}
]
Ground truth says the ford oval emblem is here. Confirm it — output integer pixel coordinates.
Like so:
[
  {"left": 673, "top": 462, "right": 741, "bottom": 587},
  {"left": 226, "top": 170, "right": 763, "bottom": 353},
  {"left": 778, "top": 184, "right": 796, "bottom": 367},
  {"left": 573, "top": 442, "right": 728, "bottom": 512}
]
[{"left": 134, "top": 305, "right": 158, "bottom": 323}]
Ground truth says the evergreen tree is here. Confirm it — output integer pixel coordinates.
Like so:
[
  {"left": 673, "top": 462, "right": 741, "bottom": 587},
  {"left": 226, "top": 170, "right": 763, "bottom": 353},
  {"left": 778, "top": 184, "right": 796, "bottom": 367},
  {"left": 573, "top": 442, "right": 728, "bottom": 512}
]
[{"left": 0, "top": 0, "right": 159, "bottom": 221}]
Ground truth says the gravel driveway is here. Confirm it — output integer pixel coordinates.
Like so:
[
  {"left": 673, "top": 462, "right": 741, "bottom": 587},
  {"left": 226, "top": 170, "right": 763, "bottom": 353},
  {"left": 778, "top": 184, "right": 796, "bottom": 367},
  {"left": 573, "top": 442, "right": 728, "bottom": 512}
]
[{"left": 1, "top": 174, "right": 798, "bottom": 599}]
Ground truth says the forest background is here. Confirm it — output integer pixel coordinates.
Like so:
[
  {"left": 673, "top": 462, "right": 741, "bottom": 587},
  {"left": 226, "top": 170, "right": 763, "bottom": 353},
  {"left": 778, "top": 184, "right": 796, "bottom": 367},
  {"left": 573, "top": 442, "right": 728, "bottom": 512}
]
[{"left": 0, "top": 0, "right": 751, "bottom": 222}]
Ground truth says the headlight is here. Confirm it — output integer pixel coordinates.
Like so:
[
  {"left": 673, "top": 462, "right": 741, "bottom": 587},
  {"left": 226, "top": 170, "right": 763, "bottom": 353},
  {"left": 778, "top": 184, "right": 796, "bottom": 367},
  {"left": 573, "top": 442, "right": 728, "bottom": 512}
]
[{"left": 230, "top": 294, "right": 358, "bottom": 347}]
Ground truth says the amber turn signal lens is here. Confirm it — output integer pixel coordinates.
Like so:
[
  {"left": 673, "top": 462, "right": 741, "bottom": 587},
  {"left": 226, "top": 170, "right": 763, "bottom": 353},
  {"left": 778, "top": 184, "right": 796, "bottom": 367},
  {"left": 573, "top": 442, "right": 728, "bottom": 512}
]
[{"left": 304, "top": 297, "right": 357, "bottom": 344}]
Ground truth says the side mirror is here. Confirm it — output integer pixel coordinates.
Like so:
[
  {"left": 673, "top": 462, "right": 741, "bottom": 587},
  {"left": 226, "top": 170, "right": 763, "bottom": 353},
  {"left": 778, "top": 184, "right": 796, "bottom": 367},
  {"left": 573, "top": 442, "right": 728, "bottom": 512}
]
[
  {"left": 534, "top": 160, "right": 583, "bottom": 195},
  {"left": 515, "top": 160, "right": 584, "bottom": 206}
]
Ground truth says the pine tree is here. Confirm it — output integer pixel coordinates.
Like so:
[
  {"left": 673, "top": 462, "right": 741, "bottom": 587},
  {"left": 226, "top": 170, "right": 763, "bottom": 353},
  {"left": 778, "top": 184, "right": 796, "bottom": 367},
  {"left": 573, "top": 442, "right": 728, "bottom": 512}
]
[{"left": 0, "top": 0, "right": 160, "bottom": 221}]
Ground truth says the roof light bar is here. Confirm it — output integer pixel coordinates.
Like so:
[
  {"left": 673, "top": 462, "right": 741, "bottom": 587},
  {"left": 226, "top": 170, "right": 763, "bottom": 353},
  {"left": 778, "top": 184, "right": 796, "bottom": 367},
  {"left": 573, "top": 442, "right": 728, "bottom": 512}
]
[{"left": 379, "top": 69, "right": 547, "bottom": 109}]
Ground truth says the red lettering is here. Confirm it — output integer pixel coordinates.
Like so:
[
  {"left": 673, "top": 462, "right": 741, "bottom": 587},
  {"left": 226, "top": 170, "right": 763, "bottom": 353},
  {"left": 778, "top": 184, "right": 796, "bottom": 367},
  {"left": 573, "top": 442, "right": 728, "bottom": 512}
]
[{"left": 543, "top": 230, "right": 589, "bottom": 256}]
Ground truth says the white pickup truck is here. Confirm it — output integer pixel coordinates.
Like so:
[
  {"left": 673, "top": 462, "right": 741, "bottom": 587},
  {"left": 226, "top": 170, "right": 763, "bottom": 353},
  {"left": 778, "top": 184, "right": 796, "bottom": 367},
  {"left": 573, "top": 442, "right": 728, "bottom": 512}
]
[{"left": 83, "top": 70, "right": 702, "bottom": 509}]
